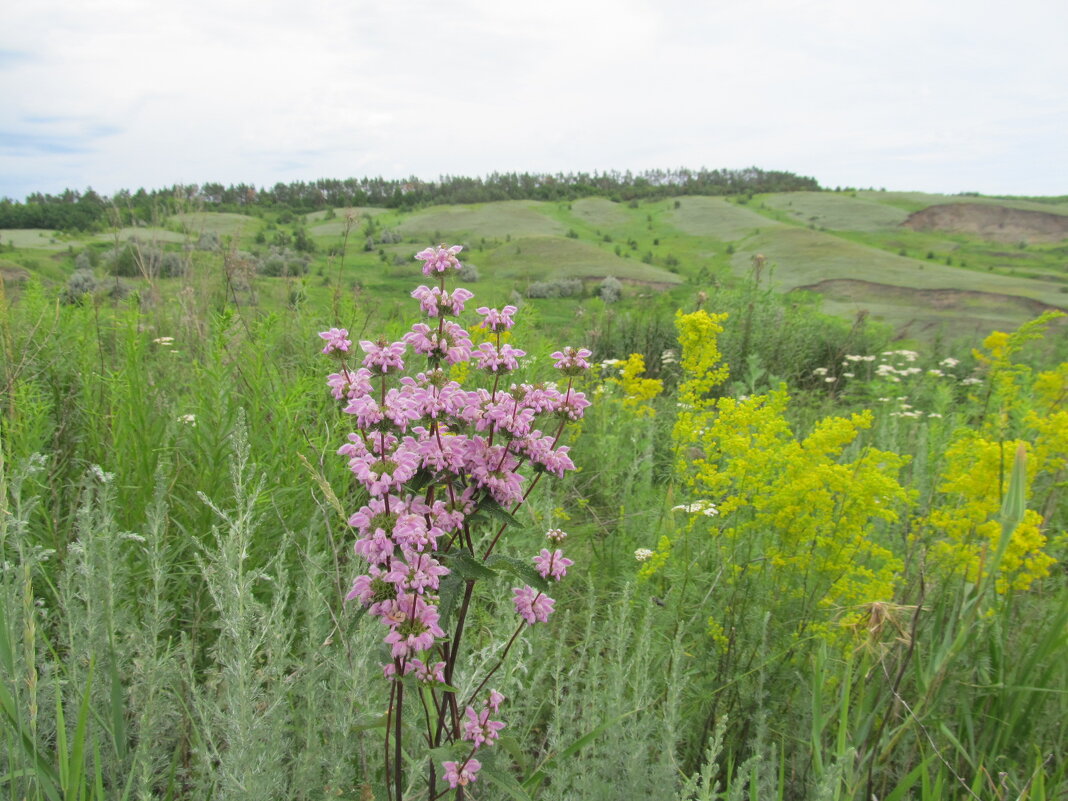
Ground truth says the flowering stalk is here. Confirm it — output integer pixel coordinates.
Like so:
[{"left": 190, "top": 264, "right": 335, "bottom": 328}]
[{"left": 319, "top": 245, "right": 589, "bottom": 798}]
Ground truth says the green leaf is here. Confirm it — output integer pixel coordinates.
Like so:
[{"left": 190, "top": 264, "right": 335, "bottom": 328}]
[
  {"left": 495, "top": 735, "right": 532, "bottom": 776},
  {"left": 405, "top": 468, "right": 436, "bottom": 494},
  {"left": 884, "top": 756, "right": 932, "bottom": 801},
  {"left": 474, "top": 496, "right": 521, "bottom": 529},
  {"left": 998, "top": 444, "right": 1028, "bottom": 531},
  {"left": 523, "top": 708, "right": 640, "bottom": 792},
  {"left": 427, "top": 744, "right": 467, "bottom": 764},
  {"left": 449, "top": 549, "right": 497, "bottom": 582},
  {"left": 352, "top": 714, "right": 388, "bottom": 733},
  {"left": 480, "top": 761, "right": 534, "bottom": 801},
  {"left": 0, "top": 679, "right": 62, "bottom": 801},
  {"left": 487, "top": 554, "right": 552, "bottom": 593},
  {"left": 437, "top": 573, "right": 464, "bottom": 626},
  {"left": 67, "top": 661, "right": 94, "bottom": 799}
]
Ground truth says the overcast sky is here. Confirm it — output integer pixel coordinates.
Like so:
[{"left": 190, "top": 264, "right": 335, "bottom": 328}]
[{"left": 2, "top": 0, "right": 1065, "bottom": 201}]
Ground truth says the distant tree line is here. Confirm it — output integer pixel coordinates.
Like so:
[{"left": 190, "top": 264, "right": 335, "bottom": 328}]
[{"left": 0, "top": 167, "right": 820, "bottom": 231}]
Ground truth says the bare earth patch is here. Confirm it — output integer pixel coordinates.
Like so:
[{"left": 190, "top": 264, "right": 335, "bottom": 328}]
[
  {"left": 795, "top": 278, "right": 1068, "bottom": 338},
  {"left": 0, "top": 262, "right": 29, "bottom": 282},
  {"left": 902, "top": 203, "right": 1068, "bottom": 243}
]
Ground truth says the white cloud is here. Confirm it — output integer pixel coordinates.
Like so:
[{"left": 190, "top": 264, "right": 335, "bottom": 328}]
[{"left": 1, "top": 0, "right": 1066, "bottom": 198}]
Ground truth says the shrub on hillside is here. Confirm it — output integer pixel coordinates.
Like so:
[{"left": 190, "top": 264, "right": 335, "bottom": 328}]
[
  {"left": 106, "top": 240, "right": 189, "bottom": 278},
  {"left": 258, "top": 246, "right": 310, "bottom": 277},
  {"left": 526, "top": 277, "right": 583, "bottom": 299},
  {"left": 599, "top": 275, "right": 622, "bottom": 303},
  {"left": 197, "top": 231, "right": 221, "bottom": 251},
  {"left": 458, "top": 262, "right": 480, "bottom": 282},
  {"left": 61, "top": 268, "right": 97, "bottom": 304}
]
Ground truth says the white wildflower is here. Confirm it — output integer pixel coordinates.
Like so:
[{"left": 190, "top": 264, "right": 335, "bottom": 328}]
[
  {"left": 545, "top": 528, "right": 568, "bottom": 544},
  {"left": 672, "top": 500, "right": 719, "bottom": 517}
]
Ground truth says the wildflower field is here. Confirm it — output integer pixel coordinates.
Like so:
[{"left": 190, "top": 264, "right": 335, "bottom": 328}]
[{"left": 1, "top": 231, "right": 1066, "bottom": 801}]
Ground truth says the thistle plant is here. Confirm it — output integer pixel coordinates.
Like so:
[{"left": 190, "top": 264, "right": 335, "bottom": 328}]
[{"left": 319, "top": 245, "right": 589, "bottom": 799}]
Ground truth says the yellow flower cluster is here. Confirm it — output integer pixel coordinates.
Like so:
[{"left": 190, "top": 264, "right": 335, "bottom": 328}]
[
  {"left": 650, "top": 310, "right": 910, "bottom": 642},
  {"left": 925, "top": 435, "right": 1053, "bottom": 592},
  {"left": 605, "top": 353, "right": 663, "bottom": 417},
  {"left": 1029, "top": 362, "right": 1068, "bottom": 476},
  {"left": 924, "top": 314, "right": 1065, "bottom": 592},
  {"left": 674, "top": 310, "right": 729, "bottom": 410},
  {"left": 696, "top": 393, "right": 906, "bottom": 634},
  {"left": 972, "top": 311, "right": 1065, "bottom": 430}
]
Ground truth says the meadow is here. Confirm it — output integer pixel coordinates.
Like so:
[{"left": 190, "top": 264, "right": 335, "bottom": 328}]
[{"left": 1, "top": 190, "right": 1066, "bottom": 800}]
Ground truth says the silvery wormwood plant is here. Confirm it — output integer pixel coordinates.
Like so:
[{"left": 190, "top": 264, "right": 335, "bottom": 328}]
[{"left": 319, "top": 244, "right": 590, "bottom": 800}]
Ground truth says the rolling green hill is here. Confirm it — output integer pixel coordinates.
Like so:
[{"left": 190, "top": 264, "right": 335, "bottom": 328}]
[{"left": 4, "top": 189, "right": 1066, "bottom": 342}]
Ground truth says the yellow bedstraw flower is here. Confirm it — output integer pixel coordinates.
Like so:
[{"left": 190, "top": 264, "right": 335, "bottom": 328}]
[
  {"left": 925, "top": 436, "right": 1054, "bottom": 592},
  {"left": 650, "top": 309, "right": 909, "bottom": 645},
  {"left": 605, "top": 353, "right": 663, "bottom": 417}
]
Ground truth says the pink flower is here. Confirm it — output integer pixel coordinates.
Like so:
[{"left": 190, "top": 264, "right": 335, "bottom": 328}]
[
  {"left": 462, "top": 705, "right": 506, "bottom": 747},
  {"left": 476, "top": 305, "right": 518, "bottom": 333},
  {"left": 403, "top": 321, "right": 472, "bottom": 365},
  {"left": 486, "top": 689, "right": 505, "bottom": 713},
  {"left": 533, "top": 548, "right": 573, "bottom": 581},
  {"left": 319, "top": 327, "right": 351, "bottom": 355},
  {"left": 442, "top": 758, "right": 481, "bottom": 789},
  {"left": 415, "top": 244, "right": 463, "bottom": 276},
  {"left": 359, "top": 338, "right": 406, "bottom": 374},
  {"left": 513, "top": 585, "right": 555, "bottom": 624},
  {"left": 412, "top": 285, "right": 474, "bottom": 317},
  {"left": 384, "top": 550, "right": 450, "bottom": 594},
  {"left": 551, "top": 346, "right": 592, "bottom": 374},
  {"left": 556, "top": 390, "right": 591, "bottom": 421},
  {"left": 411, "top": 659, "right": 447, "bottom": 684},
  {"left": 381, "top": 661, "right": 416, "bottom": 680},
  {"left": 327, "top": 368, "right": 372, "bottom": 400},
  {"left": 474, "top": 342, "right": 525, "bottom": 373},
  {"left": 383, "top": 597, "right": 445, "bottom": 657}
]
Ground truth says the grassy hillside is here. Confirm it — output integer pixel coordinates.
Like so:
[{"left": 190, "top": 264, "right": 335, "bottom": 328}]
[
  {"left": 4, "top": 189, "right": 1067, "bottom": 343},
  {"left": 395, "top": 200, "right": 565, "bottom": 239}
]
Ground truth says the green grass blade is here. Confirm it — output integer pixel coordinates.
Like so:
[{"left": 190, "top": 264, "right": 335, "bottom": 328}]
[
  {"left": 884, "top": 756, "right": 931, "bottom": 801},
  {"left": 66, "top": 662, "right": 93, "bottom": 801},
  {"left": 521, "top": 708, "right": 640, "bottom": 792}
]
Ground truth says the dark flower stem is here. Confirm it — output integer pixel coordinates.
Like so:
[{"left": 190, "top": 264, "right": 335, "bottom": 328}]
[{"left": 465, "top": 620, "right": 526, "bottom": 708}]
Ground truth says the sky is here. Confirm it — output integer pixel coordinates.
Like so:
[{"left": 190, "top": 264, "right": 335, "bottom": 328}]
[{"left": 2, "top": 0, "right": 1066, "bottom": 201}]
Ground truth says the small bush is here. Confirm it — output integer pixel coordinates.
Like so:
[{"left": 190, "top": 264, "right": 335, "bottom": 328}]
[
  {"left": 458, "top": 262, "right": 480, "bottom": 282},
  {"left": 526, "top": 277, "right": 583, "bottom": 299},
  {"left": 159, "top": 252, "right": 188, "bottom": 278},
  {"left": 599, "top": 275, "right": 623, "bottom": 303},
  {"left": 61, "top": 268, "right": 97, "bottom": 304},
  {"left": 106, "top": 240, "right": 188, "bottom": 278},
  {"left": 197, "top": 231, "right": 221, "bottom": 251},
  {"left": 258, "top": 247, "right": 310, "bottom": 277}
]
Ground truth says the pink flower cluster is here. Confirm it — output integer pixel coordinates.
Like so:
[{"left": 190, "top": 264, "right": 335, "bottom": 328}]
[
  {"left": 511, "top": 531, "right": 575, "bottom": 625},
  {"left": 320, "top": 244, "right": 591, "bottom": 795},
  {"left": 477, "top": 304, "right": 517, "bottom": 333},
  {"left": 551, "top": 346, "right": 593, "bottom": 375},
  {"left": 442, "top": 689, "right": 507, "bottom": 787},
  {"left": 415, "top": 243, "right": 463, "bottom": 275},
  {"left": 319, "top": 327, "right": 351, "bottom": 355}
]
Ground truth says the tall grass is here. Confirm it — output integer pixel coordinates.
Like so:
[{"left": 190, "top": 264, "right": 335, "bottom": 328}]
[{"left": 1, "top": 266, "right": 1065, "bottom": 799}]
